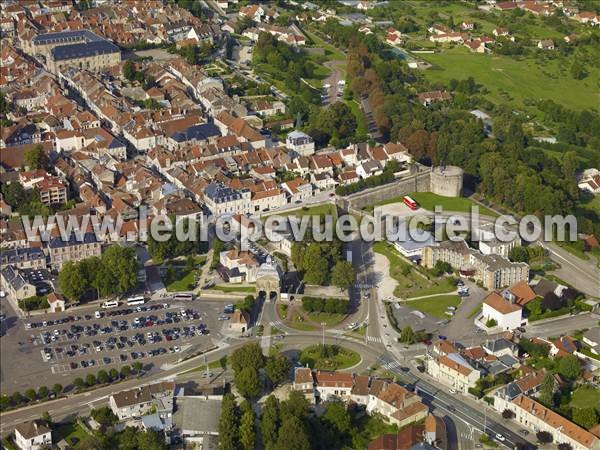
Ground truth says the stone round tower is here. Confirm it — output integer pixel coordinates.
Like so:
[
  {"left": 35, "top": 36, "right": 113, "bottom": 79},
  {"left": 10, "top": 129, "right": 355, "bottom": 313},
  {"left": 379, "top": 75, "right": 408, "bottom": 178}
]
[{"left": 430, "top": 165, "right": 464, "bottom": 197}]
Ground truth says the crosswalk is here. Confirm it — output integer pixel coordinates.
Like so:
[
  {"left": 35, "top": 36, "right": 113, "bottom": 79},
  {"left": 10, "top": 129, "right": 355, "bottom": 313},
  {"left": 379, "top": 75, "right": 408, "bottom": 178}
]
[
  {"left": 366, "top": 336, "right": 382, "bottom": 343},
  {"left": 380, "top": 360, "right": 402, "bottom": 370},
  {"left": 269, "top": 321, "right": 284, "bottom": 330}
]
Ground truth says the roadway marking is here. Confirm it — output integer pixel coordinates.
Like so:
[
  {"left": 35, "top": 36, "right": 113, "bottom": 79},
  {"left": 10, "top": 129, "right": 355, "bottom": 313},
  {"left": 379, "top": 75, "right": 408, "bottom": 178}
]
[
  {"left": 381, "top": 360, "right": 402, "bottom": 370},
  {"left": 367, "top": 336, "right": 382, "bottom": 343}
]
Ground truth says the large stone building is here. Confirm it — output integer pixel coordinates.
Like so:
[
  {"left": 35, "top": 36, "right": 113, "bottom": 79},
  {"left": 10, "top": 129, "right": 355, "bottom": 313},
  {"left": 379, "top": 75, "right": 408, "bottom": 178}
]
[
  {"left": 47, "top": 231, "right": 102, "bottom": 271},
  {"left": 27, "top": 30, "right": 120, "bottom": 74},
  {"left": 203, "top": 182, "right": 251, "bottom": 216},
  {"left": 422, "top": 239, "right": 529, "bottom": 290}
]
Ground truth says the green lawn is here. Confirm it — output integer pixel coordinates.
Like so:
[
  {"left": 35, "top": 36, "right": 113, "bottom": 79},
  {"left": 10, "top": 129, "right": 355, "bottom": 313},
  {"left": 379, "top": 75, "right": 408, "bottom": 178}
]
[
  {"left": 164, "top": 269, "right": 197, "bottom": 292},
  {"left": 277, "top": 303, "right": 289, "bottom": 320},
  {"left": 570, "top": 386, "right": 600, "bottom": 412},
  {"left": 299, "top": 344, "right": 361, "bottom": 370},
  {"left": 54, "top": 422, "right": 90, "bottom": 447},
  {"left": 209, "top": 284, "right": 256, "bottom": 293},
  {"left": 181, "top": 356, "right": 228, "bottom": 374},
  {"left": 272, "top": 203, "right": 337, "bottom": 218},
  {"left": 302, "top": 28, "right": 346, "bottom": 62},
  {"left": 372, "top": 242, "right": 455, "bottom": 298},
  {"left": 288, "top": 311, "right": 319, "bottom": 331},
  {"left": 420, "top": 47, "right": 600, "bottom": 113},
  {"left": 410, "top": 192, "right": 499, "bottom": 217},
  {"left": 345, "top": 100, "right": 369, "bottom": 138},
  {"left": 306, "top": 311, "right": 346, "bottom": 327},
  {"left": 402, "top": 295, "right": 461, "bottom": 319}
]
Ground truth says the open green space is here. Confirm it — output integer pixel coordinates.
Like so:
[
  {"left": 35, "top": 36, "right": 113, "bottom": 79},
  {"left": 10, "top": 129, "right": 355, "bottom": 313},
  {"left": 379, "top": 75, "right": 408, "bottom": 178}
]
[
  {"left": 306, "top": 311, "right": 346, "bottom": 327},
  {"left": 54, "top": 422, "right": 90, "bottom": 447},
  {"left": 570, "top": 385, "right": 600, "bottom": 412},
  {"left": 302, "top": 28, "right": 346, "bottom": 62},
  {"left": 420, "top": 47, "right": 600, "bottom": 113},
  {"left": 411, "top": 192, "right": 499, "bottom": 217},
  {"left": 402, "top": 295, "right": 461, "bottom": 319},
  {"left": 373, "top": 242, "right": 456, "bottom": 298},
  {"left": 271, "top": 203, "right": 337, "bottom": 218},
  {"left": 299, "top": 344, "right": 361, "bottom": 371},
  {"left": 289, "top": 311, "right": 319, "bottom": 331},
  {"left": 164, "top": 268, "right": 197, "bottom": 292},
  {"left": 208, "top": 284, "right": 256, "bottom": 293},
  {"left": 345, "top": 100, "right": 369, "bottom": 138}
]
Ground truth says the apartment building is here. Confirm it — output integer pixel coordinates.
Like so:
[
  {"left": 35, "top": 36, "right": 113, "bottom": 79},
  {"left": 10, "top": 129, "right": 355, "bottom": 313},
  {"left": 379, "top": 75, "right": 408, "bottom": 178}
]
[
  {"left": 494, "top": 394, "right": 600, "bottom": 450},
  {"left": 28, "top": 30, "right": 120, "bottom": 74},
  {"left": 293, "top": 369, "right": 428, "bottom": 427},
  {"left": 425, "top": 352, "right": 481, "bottom": 393},
  {"left": 422, "top": 239, "right": 529, "bottom": 290},
  {"left": 203, "top": 182, "right": 251, "bottom": 216},
  {"left": 47, "top": 232, "right": 101, "bottom": 271},
  {"left": 36, "top": 176, "right": 68, "bottom": 205},
  {"left": 0, "top": 247, "right": 46, "bottom": 270}
]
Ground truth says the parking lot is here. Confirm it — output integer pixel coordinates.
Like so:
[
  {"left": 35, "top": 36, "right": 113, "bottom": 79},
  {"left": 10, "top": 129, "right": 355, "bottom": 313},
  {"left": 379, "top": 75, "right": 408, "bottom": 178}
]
[{"left": 0, "top": 299, "right": 230, "bottom": 394}]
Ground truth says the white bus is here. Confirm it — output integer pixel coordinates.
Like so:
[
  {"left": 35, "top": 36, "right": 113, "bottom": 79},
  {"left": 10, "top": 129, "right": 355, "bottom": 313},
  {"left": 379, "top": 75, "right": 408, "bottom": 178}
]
[
  {"left": 102, "top": 300, "right": 119, "bottom": 309},
  {"left": 173, "top": 293, "right": 193, "bottom": 302},
  {"left": 126, "top": 296, "right": 146, "bottom": 306}
]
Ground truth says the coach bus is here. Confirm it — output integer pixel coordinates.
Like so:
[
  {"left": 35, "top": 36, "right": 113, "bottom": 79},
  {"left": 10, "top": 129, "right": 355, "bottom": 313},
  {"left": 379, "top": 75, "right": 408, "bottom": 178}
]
[
  {"left": 126, "top": 295, "right": 146, "bottom": 306},
  {"left": 403, "top": 196, "right": 418, "bottom": 211},
  {"left": 173, "top": 293, "right": 194, "bottom": 302}
]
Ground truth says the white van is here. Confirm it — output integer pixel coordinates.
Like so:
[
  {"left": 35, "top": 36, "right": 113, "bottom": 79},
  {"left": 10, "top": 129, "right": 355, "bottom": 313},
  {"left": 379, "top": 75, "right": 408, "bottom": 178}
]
[{"left": 102, "top": 300, "right": 119, "bottom": 309}]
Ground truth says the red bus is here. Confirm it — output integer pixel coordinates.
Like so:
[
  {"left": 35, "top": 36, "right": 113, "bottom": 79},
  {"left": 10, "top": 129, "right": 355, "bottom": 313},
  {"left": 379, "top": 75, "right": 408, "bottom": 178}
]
[{"left": 403, "top": 196, "right": 418, "bottom": 211}]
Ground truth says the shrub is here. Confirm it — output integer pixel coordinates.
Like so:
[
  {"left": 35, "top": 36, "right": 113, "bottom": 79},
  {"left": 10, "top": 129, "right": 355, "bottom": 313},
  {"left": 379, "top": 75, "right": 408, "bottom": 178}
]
[
  {"left": 536, "top": 431, "right": 553, "bottom": 443},
  {"left": 485, "top": 318, "right": 498, "bottom": 328}
]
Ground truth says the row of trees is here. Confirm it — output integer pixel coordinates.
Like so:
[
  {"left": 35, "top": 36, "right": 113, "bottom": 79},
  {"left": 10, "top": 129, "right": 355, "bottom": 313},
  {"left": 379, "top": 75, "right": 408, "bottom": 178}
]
[
  {"left": 301, "top": 296, "right": 348, "bottom": 315},
  {"left": 229, "top": 343, "right": 291, "bottom": 398},
  {"left": 0, "top": 383, "right": 63, "bottom": 411},
  {"left": 73, "top": 362, "right": 143, "bottom": 391},
  {"left": 59, "top": 245, "right": 138, "bottom": 302},
  {"left": 218, "top": 394, "right": 256, "bottom": 450}
]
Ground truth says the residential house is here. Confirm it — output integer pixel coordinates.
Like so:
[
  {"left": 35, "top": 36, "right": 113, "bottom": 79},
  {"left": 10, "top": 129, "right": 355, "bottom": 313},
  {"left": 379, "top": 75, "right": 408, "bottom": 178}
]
[
  {"left": 281, "top": 177, "right": 312, "bottom": 203},
  {"left": 426, "top": 352, "right": 480, "bottom": 393},
  {"left": 14, "top": 420, "right": 52, "bottom": 450},
  {"left": 286, "top": 130, "right": 315, "bottom": 156},
  {"left": 537, "top": 39, "right": 555, "bottom": 50},
  {"left": 109, "top": 381, "right": 175, "bottom": 421},
  {"left": 478, "top": 291, "right": 524, "bottom": 331},
  {"left": 0, "top": 265, "right": 36, "bottom": 300},
  {"left": 0, "top": 247, "right": 46, "bottom": 270}
]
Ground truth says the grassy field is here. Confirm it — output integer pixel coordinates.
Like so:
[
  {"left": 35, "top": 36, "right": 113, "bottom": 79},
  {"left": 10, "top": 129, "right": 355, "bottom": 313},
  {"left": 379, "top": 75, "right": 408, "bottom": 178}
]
[
  {"left": 373, "top": 241, "right": 456, "bottom": 298},
  {"left": 209, "top": 284, "right": 256, "bottom": 293},
  {"left": 289, "top": 311, "right": 319, "bottom": 331},
  {"left": 306, "top": 311, "right": 346, "bottom": 326},
  {"left": 410, "top": 192, "right": 499, "bottom": 217},
  {"left": 299, "top": 344, "right": 361, "bottom": 370},
  {"left": 345, "top": 99, "right": 369, "bottom": 138},
  {"left": 420, "top": 47, "right": 600, "bottom": 112},
  {"left": 403, "top": 295, "right": 461, "bottom": 319},
  {"left": 54, "top": 422, "right": 90, "bottom": 447},
  {"left": 570, "top": 386, "right": 600, "bottom": 412},
  {"left": 164, "top": 269, "right": 197, "bottom": 292},
  {"left": 302, "top": 28, "right": 346, "bottom": 62},
  {"left": 273, "top": 203, "right": 337, "bottom": 218}
]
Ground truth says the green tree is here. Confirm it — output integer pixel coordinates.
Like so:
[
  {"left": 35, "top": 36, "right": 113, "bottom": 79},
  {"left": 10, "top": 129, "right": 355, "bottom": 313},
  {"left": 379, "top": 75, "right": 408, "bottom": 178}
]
[
  {"left": 235, "top": 366, "right": 262, "bottom": 398},
  {"left": 109, "top": 368, "right": 119, "bottom": 381},
  {"left": 538, "top": 373, "right": 555, "bottom": 405},
  {"left": 572, "top": 407, "right": 598, "bottom": 429},
  {"left": 0, "top": 395, "right": 10, "bottom": 411},
  {"left": 120, "top": 365, "right": 132, "bottom": 378},
  {"left": 91, "top": 406, "right": 118, "bottom": 426},
  {"left": 239, "top": 402, "right": 256, "bottom": 450},
  {"left": 261, "top": 396, "right": 280, "bottom": 449},
  {"left": 11, "top": 391, "right": 23, "bottom": 405},
  {"left": 230, "top": 342, "right": 265, "bottom": 373},
  {"left": 97, "top": 370, "right": 109, "bottom": 384},
  {"left": 136, "top": 429, "right": 166, "bottom": 450},
  {"left": 265, "top": 353, "right": 291, "bottom": 386},
  {"left": 331, "top": 260, "right": 356, "bottom": 291},
  {"left": 218, "top": 393, "right": 239, "bottom": 450},
  {"left": 85, "top": 373, "right": 97, "bottom": 387},
  {"left": 73, "top": 377, "right": 86, "bottom": 390},
  {"left": 24, "top": 145, "right": 49, "bottom": 170},
  {"left": 303, "top": 244, "right": 329, "bottom": 285},
  {"left": 41, "top": 411, "right": 51, "bottom": 425},
  {"left": 570, "top": 61, "right": 587, "bottom": 80},
  {"left": 276, "top": 415, "right": 310, "bottom": 450},
  {"left": 123, "top": 60, "right": 136, "bottom": 81},
  {"left": 557, "top": 355, "right": 581, "bottom": 380},
  {"left": 74, "top": 434, "right": 106, "bottom": 450},
  {"left": 280, "top": 391, "right": 310, "bottom": 420},
  {"left": 323, "top": 400, "right": 351, "bottom": 435},
  {"left": 52, "top": 383, "right": 63, "bottom": 396},
  {"left": 25, "top": 389, "right": 37, "bottom": 402},
  {"left": 399, "top": 325, "right": 415, "bottom": 344},
  {"left": 37, "top": 386, "right": 48, "bottom": 399},
  {"left": 509, "top": 246, "right": 530, "bottom": 263},
  {"left": 132, "top": 361, "right": 143, "bottom": 373},
  {"left": 58, "top": 261, "right": 87, "bottom": 301}
]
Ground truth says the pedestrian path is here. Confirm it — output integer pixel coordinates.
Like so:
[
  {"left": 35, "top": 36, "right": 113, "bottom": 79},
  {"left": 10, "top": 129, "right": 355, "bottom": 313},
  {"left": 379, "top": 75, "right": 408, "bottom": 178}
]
[
  {"left": 366, "top": 336, "right": 382, "bottom": 343},
  {"left": 380, "top": 360, "right": 402, "bottom": 370}
]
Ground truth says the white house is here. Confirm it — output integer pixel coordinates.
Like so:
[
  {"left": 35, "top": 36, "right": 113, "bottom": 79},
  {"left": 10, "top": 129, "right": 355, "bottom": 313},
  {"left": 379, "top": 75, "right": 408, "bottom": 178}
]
[
  {"left": 314, "top": 370, "right": 354, "bottom": 401},
  {"left": 109, "top": 382, "right": 175, "bottom": 421},
  {"left": 286, "top": 130, "right": 315, "bottom": 156},
  {"left": 426, "top": 352, "right": 480, "bottom": 393},
  {"left": 479, "top": 291, "right": 524, "bottom": 331},
  {"left": 14, "top": 421, "right": 52, "bottom": 450}
]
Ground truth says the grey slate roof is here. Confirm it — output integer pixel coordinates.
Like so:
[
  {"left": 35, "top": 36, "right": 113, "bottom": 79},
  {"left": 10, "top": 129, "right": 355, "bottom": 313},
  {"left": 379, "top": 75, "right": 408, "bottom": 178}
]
[{"left": 51, "top": 40, "right": 120, "bottom": 61}]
